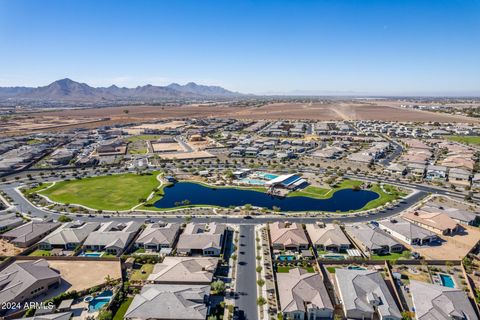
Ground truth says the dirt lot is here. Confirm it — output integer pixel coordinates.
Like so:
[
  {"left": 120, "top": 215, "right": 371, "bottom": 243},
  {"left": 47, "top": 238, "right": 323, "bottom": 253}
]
[
  {"left": 0, "top": 239, "right": 22, "bottom": 256},
  {"left": 158, "top": 150, "right": 215, "bottom": 160},
  {"left": 4, "top": 100, "right": 477, "bottom": 136},
  {"left": 151, "top": 142, "right": 184, "bottom": 152},
  {"left": 413, "top": 226, "right": 480, "bottom": 260},
  {"left": 47, "top": 259, "right": 122, "bottom": 292}
]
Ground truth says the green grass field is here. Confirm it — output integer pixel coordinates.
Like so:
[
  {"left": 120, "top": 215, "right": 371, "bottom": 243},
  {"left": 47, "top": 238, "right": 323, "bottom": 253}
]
[
  {"left": 447, "top": 135, "right": 480, "bottom": 146},
  {"left": 371, "top": 250, "right": 410, "bottom": 261},
  {"left": 126, "top": 135, "right": 162, "bottom": 142},
  {"left": 25, "top": 182, "right": 53, "bottom": 195},
  {"left": 38, "top": 172, "right": 160, "bottom": 210},
  {"left": 29, "top": 249, "right": 52, "bottom": 257},
  {"left": 113, "top": 298, "right": 133, "bottom": 320},
  {"left": 130, "top": 264, "right": 154, "bottom": 281},
  {"left": 288, "top": 179, "right": 363, "bottom": 199},
  {"left": 277, "top": 266, "right": 315, "bottom": 273}
]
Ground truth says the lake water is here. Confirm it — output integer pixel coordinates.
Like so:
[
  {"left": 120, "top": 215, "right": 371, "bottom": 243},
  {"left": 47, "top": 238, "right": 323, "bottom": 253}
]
[{"left": 153, "top": 182, "right": 379, "bottom": 212}]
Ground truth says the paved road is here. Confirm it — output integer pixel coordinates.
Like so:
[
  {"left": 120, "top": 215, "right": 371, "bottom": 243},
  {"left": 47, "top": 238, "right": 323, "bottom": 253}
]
[{"left": 235, "top": 225, "right": 258, "bottom": 320}]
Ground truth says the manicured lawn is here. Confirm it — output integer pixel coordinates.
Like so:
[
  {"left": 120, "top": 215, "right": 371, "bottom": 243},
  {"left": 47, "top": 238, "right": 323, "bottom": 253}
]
[
  {"left": 277, "top": 266, "right": 315, "bottom": 273},
  {"left": 288, "top": 179, "right": 363, "bottom": 199},
  {"left": 447, "top": 135, "right": 480, "bottom": 146},
  {"left": 326, "top": 266, "right": 338, "bottom": 273},
  {"left": 113, "top": 297, "right": 133, "bottom": 320},
  {"left": 360, "top": 184, "right": 406, "bottom": 211},
  {"left": 371, "top": 250, "right": 411, "bottom": 261},
  {"left": 38, "top": 172, "right": 160, "bottom": 210},
  {"left": 24, "top": 182, "right": 53, "bottom": 195},
  {"left": 29, "top": 249, "right": 52, "bottom": 257},
  {"left": 126, "top": 135, "right": 162, "bottom": 142},
  {"left": 130, "top": 263, "right": 154, "bottom": 281}
]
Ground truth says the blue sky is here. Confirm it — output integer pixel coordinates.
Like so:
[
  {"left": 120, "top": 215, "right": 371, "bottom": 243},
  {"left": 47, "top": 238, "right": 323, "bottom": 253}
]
[{"left": 0, "top": 0, "right": 479, "bottom": 95}]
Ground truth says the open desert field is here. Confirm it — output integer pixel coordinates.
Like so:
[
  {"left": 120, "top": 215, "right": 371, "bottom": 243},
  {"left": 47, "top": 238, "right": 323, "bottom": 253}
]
[
  {"left": 3, "top": 100, "right": 478, "bottom": 137},
  {"left": 229, "top": 101, "right": 480, "bottom": 122}
]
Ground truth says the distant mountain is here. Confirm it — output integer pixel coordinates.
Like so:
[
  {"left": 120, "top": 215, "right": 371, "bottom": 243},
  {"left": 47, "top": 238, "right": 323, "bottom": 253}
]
[{"left": 0, "top": 78, "right": 244, "bottom": 103}]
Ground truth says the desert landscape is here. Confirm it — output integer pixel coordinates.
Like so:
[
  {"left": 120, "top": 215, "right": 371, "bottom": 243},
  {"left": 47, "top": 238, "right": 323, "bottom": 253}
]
[{"left": 2, "top": 100, "right": 478, "bottom": 136}]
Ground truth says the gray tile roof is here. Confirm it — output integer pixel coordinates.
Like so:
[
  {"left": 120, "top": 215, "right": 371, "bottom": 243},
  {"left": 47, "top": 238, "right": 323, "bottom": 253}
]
[
  {"left": 335, "top": 269, "right": 401, "bottom": 319},
  {"left": 1, "top": 222, "right": 60, "bottom": 245},
  {"left": 125, "top": 284, "right": 209, "bottom": 320},
  {"left": 17, "top": 312, "right": 72, "bottom": 320},
  {"left": 177, "top": 223, "right": 225, "bottom": 251},
  {"left": 136, "top": 223, "right": 180, "bottom": 247},
  {"left": 147, "top": 257, "right": 218, "bottom": 283},
  {"left": 39, "top": 221, "right": 100, "bottom": 246},
  {"left": 83, "top": 221, "right": 140, "bottom": 249},
  {"left": 277, "top": 268, "right": 333, "bottom": 314},
  {"left": 0, "top": 259, "right": 61, "bottom": 305},
  {"left": 345, "top": 224, "right": 401, "bottom": 251},
  {"left": 410, "top": 280, "right": 477, "bottom": 320},
  {"left": 378, "top": 218, "right": 436, "bottom": 241}
]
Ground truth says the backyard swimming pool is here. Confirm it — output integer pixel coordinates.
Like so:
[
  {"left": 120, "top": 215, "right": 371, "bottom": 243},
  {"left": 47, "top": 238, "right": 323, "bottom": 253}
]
[
  {"left": 154, "top": 182, "right": 379, "bottom": 212},
  {"left": 278, "top": 255, "right": 295, "bottom": 261},
  {"left": 322, "top": 254, "right": 345, "bottom": 260},
  {"left": 80, "top": 252, "right": 103, "bottom": 257},
  {"left": 439, "top": 273, "right": 455, "bottom": 288},
  {"left": 88, "top": 290, "right": 113, "bottom": 312}
]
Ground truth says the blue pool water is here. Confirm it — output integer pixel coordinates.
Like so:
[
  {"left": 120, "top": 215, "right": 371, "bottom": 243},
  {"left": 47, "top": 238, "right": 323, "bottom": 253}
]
[
  {"left": 240, "top": 178, "right": 266, "bottom": 185},
  {"left": 81, "top": 252, "right": 103, "bottom": 257},
  {"left": 440, "top": 274, "right": 455, "bottom": 288},
  {"left": 154, "top": 182, "right": 379, "bottom": 212},
  {"left": 88, "top": 290, "right": 113, "bottom": 312},
  {"left": 348, "top": 266, "right": 366, "bottom": 270},
  {"left": 263, "top": 173, "right": 278, "bottom": 180},
  {"left": 278, "top": 255, "right": 295, "bottom": 261},
  {"left": 322, "top": 254, "right": 345, "bottom": 260}
]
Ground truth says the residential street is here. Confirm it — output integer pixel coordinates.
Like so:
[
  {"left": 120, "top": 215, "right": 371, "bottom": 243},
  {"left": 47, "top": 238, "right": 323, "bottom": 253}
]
[{"left": 235, "top": 224, "right": 258, "bottom": 320}]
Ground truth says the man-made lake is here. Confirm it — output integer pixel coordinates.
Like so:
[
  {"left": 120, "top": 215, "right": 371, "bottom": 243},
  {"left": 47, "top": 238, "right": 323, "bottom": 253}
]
[{"left": 153, "top": 182, "right": 379, "bottom": 212}]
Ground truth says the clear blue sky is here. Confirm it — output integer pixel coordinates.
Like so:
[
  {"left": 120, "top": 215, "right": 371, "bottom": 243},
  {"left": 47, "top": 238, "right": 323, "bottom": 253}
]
[{"left": 0, "top": 0, "right": 479, "bottom": 95}]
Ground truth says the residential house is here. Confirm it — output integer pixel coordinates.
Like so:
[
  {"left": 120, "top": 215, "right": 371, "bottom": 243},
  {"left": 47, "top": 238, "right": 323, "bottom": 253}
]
[
  {"left": 410, "top": 280, "right": 477, "bottom": 320},
  {"left": 269, "top": 222, "right": 309, "bottom": 251},
  {"left": 135, "top": 222, "right": 180, "bottom": 251},
  {"left": 0, "top": 260, "right": 61, "bottom": 311},
  {"left": 124, "top": 284, "right": 209, "bottom": 320},
  {"left": 83, "top": 221, "right": 141, "bottom": 255},
  {"left": 403, "top": 210, "right": 459, "bottom": 236},
  {"left": 277, "top": 268, "right": 334, "bottom": 320},
  {"left": 176, "top": 222, "right": 226, "bottom": 256},
  {"left": 425, "top": 165, "right": 447, "bottom": 181},
  {"left": 378, "top": 218, "right": 437, "bottom": 246},
  {"left": 38, "top": 221, "right": 100, "bottom": 251},
  {"left": 0, "top": 214, "right": 24, "bottom": 233},
  {"left": 147, "top": 257, "right": 218, "bottom": 284},
  {"left": 305, "top": 223, "right": 350, "bottom": 253},
  {"left": 384, "top": 163, "right": 407, "bottom": 176},
  {"left": 422, "top": 204, "right": 479, "bottom": 226},
  {"left": 1, "top": 221, "right": 60, "bottom": 248},
  {"left": 335, "top": 269, "right": 401, "bottom": 320},
  {"left": 448, "top": 168, "right": 472, "bottom": 188},
  {"left": 345, "top": 224, "right": 403, "bottom": 256}
]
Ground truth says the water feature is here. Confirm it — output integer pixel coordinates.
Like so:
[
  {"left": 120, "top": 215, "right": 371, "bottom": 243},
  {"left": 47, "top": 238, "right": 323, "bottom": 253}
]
[
  {"left": 88, "top": 290, "right": 113, "bottom": 312},
  {"left": 153, "top": 182, "right": 379, "bottom": 212},
  {"left": 439, "top": 273, "right": 455, "bottom": 288}
]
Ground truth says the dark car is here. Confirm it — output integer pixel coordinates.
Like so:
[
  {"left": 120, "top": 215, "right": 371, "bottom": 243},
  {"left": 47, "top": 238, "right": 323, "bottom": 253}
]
[{"left": 243, "top": 215, "right": 253, "bottom": 219}]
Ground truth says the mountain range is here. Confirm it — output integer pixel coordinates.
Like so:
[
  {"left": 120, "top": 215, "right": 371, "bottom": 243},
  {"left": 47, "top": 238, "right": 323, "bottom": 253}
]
[{"left": 0, "top": 78, "right": 243, "bottom": 102}]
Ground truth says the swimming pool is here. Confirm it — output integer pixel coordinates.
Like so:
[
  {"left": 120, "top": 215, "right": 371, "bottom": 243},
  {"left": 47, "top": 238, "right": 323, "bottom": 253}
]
[
  {"left": 240, "top": 178, "right": 266, "bottom": 185},
  {"left": 88, "top": 290, "right": 113, "bottom": 312},
  {"left": 347, "top": 266, "right": 366, "bottom": 270},
  {"left": 81, "top": 252, "right": 104, "bottom": 257},
  {"left": 439, "top": 273, "right": 455, "bottom": 288},
  {"left": 322, "top": 254, "right": 345, "bottom": 260},
  {"left": 262, "top": 173, "right": 278, "bottom": 180},
  {"left": 278, "top": 255, "right": 295, "bottom": 261}
]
